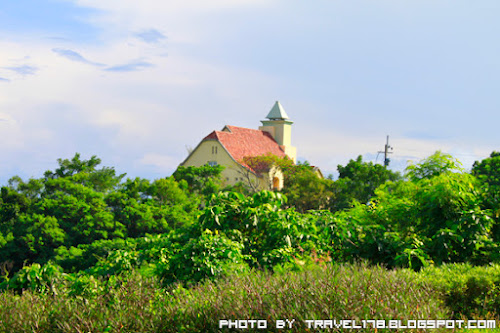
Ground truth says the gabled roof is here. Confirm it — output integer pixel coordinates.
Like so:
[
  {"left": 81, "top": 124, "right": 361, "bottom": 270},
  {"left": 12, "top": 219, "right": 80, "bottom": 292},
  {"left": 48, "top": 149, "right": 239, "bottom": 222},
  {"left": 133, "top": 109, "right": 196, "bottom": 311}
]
[
  {"left": 203, "top": 125, "right": 286, "bottom": 172},
  {"left": 265, "top": 101, "right": 289, "bottom": 120}
]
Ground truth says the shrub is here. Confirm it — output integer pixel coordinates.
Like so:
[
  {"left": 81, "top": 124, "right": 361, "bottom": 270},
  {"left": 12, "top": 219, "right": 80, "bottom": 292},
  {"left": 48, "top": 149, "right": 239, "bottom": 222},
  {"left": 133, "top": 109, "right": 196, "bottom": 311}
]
[
  {"left": 420, "top": 263, "right": 500, "bottom": 318},
  {"left": 159, "top": 229, "right": 250, "bottom": 285}
]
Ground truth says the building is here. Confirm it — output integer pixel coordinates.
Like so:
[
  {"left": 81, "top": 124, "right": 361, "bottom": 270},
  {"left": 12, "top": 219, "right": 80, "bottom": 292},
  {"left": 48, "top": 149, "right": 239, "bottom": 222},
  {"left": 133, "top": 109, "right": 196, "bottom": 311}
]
[{"left": 180, "top": 101, "right": 297, "bottom": 191}]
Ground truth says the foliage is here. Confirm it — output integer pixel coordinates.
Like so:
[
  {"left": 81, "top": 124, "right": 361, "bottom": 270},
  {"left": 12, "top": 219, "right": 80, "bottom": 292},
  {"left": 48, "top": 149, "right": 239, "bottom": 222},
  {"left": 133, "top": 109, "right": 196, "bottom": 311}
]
[
  {"left": 241, "top": 153, "right": 294, "bottom": 174},
  {"left": 1, "top": 261, "right": 66, "bottom": 294},
  {"left": 405, "top": 150, "right": 463, "bottom": 181},
  {"left": 0, "top": 154, "right": 197, "bottom": 274},
  {"left": 237, "top": 155, "right": 331, "bottom": 211},
  {"left": 472, "top": 151, "right": 500, "bottom": 242},
  {"left": 420, "top": 263, "right": 500, "bottom": 318},
  {"left": 281, "top": 161, "right": 331, "bottom": 212},
  {"left": 0, "top": 263, "right": 450, "bottom": 333},
  {"left": 342, "top": 172, "right": 494, "bottom": 268},
  {"left": 1, "top": 151, "right": 500, "bottom": 331},
  {"left": 173, "top": 164, "right": 224, "bottom": 197},
  {"left": 160, "top": 229, "right": 249, "bottom": 285},
  {"left": 198, "top": 191, "right": 320, "bottom": 269},
  {"left": 0, "top": 271, "right": 165, "bottom": 333},
  {"left": 314, "top": 153, "right": 497, "bottom": 270},
  {"left": 473, "top": 151, "right": 500, "bottom": 187},
  {"left": 329, "top": 155, "right": 401, "bottom": 211},
  {"left": 54, "top": 234, "right": 176, "bottom": 275},
  {"left": 43, "top": 153, "right": 126, "bottom": 192}
]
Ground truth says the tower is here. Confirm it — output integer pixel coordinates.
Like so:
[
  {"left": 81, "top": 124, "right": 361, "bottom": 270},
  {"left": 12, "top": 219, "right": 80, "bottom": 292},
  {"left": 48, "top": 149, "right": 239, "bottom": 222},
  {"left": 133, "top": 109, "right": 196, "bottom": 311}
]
[{"left": 258, "top": 101, "right": 297, "bottom": 163}]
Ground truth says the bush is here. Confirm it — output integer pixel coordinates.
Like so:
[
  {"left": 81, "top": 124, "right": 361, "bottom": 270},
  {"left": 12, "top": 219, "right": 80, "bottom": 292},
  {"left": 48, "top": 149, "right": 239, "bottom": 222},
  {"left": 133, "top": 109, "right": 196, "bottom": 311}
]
[
  {"left": 1, "top": 261, "right": 65, "bottom": 294},
  {"left": 420, "top": 263, "right": 500, "bottom": 318},
  {"left": 159, "top": 229, "right": 250, "bottom": 285}
]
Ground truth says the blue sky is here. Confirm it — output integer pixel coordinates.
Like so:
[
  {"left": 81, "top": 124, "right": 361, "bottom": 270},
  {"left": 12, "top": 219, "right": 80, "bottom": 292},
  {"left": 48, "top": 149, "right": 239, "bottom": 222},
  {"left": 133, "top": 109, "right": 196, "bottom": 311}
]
[{"left": 1, "top": 0, "right": 499, "bottom": 184}]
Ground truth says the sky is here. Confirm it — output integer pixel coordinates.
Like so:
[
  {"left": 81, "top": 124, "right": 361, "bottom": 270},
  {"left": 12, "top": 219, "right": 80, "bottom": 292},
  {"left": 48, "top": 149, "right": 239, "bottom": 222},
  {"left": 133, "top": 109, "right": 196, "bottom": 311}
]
[{"left": 1, "top": 0, "right": 500, "bottom": 184}]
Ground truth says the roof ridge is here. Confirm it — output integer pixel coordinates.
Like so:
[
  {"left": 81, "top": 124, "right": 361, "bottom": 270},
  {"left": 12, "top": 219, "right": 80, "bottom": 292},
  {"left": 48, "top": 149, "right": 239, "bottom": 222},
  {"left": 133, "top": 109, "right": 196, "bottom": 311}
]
[{"left": 201, "top": 124, "right": 286, "bottom": 165}]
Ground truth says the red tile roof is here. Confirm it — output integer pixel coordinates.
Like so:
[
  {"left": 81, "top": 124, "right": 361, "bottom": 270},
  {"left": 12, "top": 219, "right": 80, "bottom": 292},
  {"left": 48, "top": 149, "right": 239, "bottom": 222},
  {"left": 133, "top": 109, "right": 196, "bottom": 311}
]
[{"left": 203, "top": 125, "right": 286, "bottom": 172}]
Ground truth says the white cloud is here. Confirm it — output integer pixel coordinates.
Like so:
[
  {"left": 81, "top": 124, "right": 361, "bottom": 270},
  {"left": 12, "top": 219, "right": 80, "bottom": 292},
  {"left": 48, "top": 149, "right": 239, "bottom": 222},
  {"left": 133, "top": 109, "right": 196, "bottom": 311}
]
[
  {"left": 2, "top": 0, "right": 499, "bottom": 185},
  {"left": 67, "top": 0, "right": 275, "bottom": 46},
  {"left": 138, "top": 153, "right": 180, "bottom": 171}
]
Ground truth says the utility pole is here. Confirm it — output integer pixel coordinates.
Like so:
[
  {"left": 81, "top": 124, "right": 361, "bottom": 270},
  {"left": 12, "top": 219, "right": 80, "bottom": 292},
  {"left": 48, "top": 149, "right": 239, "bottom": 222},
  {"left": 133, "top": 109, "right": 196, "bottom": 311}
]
[{"left": 378, "top": 135, "right": 393, "bottom": 167}]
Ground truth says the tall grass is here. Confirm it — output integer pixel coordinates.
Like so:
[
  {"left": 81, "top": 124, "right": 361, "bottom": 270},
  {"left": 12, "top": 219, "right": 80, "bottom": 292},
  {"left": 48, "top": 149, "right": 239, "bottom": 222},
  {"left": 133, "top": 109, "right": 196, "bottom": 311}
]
[{"left": 0, "top": 262, "right": 449, "bottom": 333}]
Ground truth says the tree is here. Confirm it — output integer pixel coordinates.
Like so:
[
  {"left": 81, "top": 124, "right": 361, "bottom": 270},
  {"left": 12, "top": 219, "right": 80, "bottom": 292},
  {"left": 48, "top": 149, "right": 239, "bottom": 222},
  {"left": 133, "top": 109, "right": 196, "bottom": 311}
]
[
  {"left": 328, "top": 156, "right": 401, "bottom": 212},
  {"left": 1, "top": 154, "right": 127, "bottom": 271},
  {"left": 147, "top": 177, "right": 192, "bottom": 207},
  {"left": 363, "top": 154, "right": 495, "bottom": 266},
  {"left": 239, "top": 154, "right": 294, "bottom": 193},
  {"left": 473, "top": 151, "right": 500, "bottom": 183},
  {"left": 106, "top": 177, "right": 196, "bottom": 236},
  {"left": 173, "top": 165, "right": 224, "bottom": 197},
  {"left": 44, "top": 153, "right": 126, "bottom": 192},
  {"left": 281, "top": 161, "right": 331, "bottom": 212},
  {"left": 405, "top": 151, "right": 462, "bottom": 181},
  {"left": 198, "top": 190, "right": 318, "bottom": 269},
  {"left": 472, "top": 151, "right": 500, "bottom": 242}
]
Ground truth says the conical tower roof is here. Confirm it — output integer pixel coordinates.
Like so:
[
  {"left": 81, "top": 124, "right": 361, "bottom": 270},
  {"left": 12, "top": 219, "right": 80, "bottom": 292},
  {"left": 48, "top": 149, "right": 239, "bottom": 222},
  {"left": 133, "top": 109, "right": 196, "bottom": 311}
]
[{"left": 265, "top": 101, "right": 289, "bottom": 120}]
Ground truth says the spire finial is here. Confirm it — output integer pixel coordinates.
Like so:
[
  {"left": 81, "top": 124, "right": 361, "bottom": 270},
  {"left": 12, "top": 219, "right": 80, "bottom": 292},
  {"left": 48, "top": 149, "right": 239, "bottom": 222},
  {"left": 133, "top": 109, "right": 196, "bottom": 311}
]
[{"left": 265, "top": 101, "right": 289, "bottom": 120}]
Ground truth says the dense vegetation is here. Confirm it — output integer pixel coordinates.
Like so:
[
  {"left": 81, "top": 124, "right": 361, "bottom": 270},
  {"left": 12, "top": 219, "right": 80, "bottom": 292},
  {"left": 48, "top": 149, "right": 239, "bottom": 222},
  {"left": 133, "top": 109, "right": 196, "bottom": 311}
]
[{"left": 1, "top": 151, "right": 500, "bottom": 332}]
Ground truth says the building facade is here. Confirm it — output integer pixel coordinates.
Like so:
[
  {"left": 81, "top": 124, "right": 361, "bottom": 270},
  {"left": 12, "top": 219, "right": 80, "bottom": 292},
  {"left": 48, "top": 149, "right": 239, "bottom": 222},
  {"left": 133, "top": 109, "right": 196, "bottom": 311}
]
[{"left": 180, "top": 101, "right": 296, "bottom": 191}]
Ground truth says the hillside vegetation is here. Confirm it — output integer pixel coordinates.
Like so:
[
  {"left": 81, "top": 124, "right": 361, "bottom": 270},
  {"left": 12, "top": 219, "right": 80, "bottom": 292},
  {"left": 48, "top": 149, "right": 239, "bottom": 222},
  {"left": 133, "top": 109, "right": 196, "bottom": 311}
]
[{"left": 1, "top": 151, "right": 500, "bottom": 332}]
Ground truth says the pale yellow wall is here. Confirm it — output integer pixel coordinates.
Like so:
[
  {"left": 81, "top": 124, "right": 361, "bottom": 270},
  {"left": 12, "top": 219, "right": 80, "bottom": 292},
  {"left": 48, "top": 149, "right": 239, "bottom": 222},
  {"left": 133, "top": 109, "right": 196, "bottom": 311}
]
[
  {"left": 282, "top": 145, "right": 297, "bottom": 164},
  {"left": 182, "top": 140, "right": 227, "bottom": 168},
  {"left": 258, "top": 125, "right": 275, "bottom": 139},
  {"left": 259, "top": 120, "right": 296, "bottom": 163},
  {"left": 182, "top": 140, "right": 281, "bottom": 190},
  {"left": 259, "top": 120, "right": 292, "bottom": 146}
]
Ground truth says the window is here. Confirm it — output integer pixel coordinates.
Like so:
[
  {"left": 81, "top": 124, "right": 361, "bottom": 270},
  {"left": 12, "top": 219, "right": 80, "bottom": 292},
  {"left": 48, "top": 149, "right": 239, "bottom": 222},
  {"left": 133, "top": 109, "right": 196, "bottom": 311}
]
[
  {"left": 208, "top": 161, "right": 217, "bottom": 166},
  {"left": 212, "top": 146, "right": 218, "bottom": 154}
]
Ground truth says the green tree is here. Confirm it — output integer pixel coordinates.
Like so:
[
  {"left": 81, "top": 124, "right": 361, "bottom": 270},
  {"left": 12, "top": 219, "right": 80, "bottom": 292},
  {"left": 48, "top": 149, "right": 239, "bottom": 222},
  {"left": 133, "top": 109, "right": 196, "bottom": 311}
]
[
  {"left": 147, "top": 177, "right": 194, "bottom": 208},
  {"left": 161, "top": 229, "right": 249, "bottom": 285},
  {"left": 173, "top": 165, "right": 224, "bottom": 198},
  {"left": 472, "top": 151, "right": 500, "bottom": 187},
  {"left": 105, "top": 177, "right": 195, "bottom": 237},
  {"left": 44, "top": 153, "right": 126, "bottom": 192},
  {"left": 0, "top": 154, "right": 127, "bottom": 272},
  {"left": 7, "top": 176, "right": 44, "bottom": 200},
  {"left": 405, "top": 151, "right": 462, "bottom": 181},
  {"left": 231, "top": 155, "right": 330, "bottom": 212},
  {"left": 198, "top": 191, "right": 319, "bottom": 269},
  {"left": 37, "top": 178, "right": 123, "bottom": 244},
  {"left": 238, "top": 154, "right": 294, "bottom": 193},
  {"left": 472, "top": 151, "right": 500, "bottom": 242},
  {"left": 362, "top": 158, "right": 495, "bottom": 266},
  {"left": 281, "top": 161, "right": 331, "bottom": 212},
  {"left": 328, "top": 156, "right": 401, "bottom": 212},
  {"left": 322, "top": 152, "right": 496, "bottom": 269}
]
